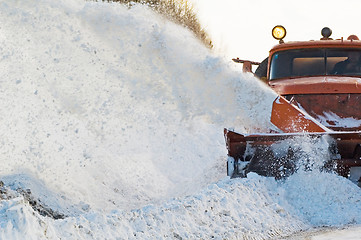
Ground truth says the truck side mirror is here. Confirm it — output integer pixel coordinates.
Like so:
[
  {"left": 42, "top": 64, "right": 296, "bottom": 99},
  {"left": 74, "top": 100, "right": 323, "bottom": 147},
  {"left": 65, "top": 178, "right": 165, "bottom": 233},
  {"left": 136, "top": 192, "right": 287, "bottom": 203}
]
[
  {"left": 232, "top": 58, "right": 260, "bottom": 74},
  {"left": 242, "top": 61, "right": 252, "bottom": 73}
]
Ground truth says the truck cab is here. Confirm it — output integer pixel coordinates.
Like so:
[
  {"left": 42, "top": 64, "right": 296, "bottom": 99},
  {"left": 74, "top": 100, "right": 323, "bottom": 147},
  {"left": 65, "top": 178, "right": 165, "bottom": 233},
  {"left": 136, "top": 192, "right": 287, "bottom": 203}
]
[{"left": 247, "top": 27, "right": 361, "bottom": 131}]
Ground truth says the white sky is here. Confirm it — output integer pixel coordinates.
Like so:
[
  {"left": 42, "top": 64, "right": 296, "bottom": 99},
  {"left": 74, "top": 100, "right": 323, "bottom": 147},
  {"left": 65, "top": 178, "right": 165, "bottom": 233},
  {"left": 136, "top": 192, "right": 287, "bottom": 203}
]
[{"left": 189, "top": 0, "right": 361, "bottom": 62}]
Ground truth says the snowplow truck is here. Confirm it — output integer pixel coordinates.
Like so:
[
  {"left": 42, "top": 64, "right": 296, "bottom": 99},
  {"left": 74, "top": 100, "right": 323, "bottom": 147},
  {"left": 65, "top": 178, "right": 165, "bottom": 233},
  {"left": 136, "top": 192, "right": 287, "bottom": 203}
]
[{"left": 225, "top": 26, "right": 361, "bottom": 184}]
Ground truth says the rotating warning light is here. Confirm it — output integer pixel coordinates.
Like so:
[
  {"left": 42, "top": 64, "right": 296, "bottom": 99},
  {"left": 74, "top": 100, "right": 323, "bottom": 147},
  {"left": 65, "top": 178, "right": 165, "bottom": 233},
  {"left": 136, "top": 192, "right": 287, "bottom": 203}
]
[{"left": 272, "top": 25, "right": 286, "bottom": 42}]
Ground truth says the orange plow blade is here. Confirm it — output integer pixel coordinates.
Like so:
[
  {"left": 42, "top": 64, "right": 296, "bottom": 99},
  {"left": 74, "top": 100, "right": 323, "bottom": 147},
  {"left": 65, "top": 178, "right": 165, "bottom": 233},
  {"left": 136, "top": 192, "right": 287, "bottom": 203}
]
[
  {"left": 225, "top": 129, "right": 361, "bottom": 179},
  {"left": 271, "top": 96, "right": 329, "bottom": 133},
  {"left": 225, "top": 96, "right": 361, "bottom": 182}
]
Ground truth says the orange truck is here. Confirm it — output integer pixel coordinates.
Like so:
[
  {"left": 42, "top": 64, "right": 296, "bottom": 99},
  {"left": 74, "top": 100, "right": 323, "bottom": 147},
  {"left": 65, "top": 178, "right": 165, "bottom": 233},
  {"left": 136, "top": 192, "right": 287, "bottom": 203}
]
[{"left": 225, "top": 26, "right": 361, "bottom": 185}]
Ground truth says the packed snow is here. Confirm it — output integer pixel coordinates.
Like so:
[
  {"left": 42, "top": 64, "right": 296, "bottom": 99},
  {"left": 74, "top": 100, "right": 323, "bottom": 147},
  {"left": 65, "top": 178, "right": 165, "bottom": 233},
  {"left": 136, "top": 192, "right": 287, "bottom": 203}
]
[
  {"left": 316, "top": 111, "right": 361, "bottom": 129},
  {"left": 0, "top": 0, "right": 360, "bottom": 239}
]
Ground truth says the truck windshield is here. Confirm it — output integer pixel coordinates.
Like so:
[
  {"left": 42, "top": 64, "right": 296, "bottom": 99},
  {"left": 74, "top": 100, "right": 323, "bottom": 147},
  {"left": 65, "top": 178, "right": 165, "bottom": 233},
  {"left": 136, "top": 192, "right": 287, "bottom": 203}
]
[{"left": 269, "top": 48, "right": 361, "bottom": 80}]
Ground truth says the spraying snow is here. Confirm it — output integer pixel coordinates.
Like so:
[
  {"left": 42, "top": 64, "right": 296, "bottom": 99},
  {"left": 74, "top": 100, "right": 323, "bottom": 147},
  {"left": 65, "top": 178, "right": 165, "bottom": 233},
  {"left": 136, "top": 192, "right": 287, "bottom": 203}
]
[
  {"left": 0, "top": 0, "right": 276, "bottom": 212},
  {"left": 0, "top": 0, "right": 360, "bottom": 239}
]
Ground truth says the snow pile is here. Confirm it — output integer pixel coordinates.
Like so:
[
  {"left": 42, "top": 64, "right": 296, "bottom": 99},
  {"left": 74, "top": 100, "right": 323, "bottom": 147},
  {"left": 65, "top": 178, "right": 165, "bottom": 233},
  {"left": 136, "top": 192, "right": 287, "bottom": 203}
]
[
  {"left": 317, "top": 111, "right": 361, "bottom": 129},
  {"left": 284, "top": 171, "right": 361, "bottom": 226},
  {"left": 0, "top": 0, "right": 359, "bottom": 239},
  {"left": 0, "top": 0, "right": 276, "bottom": 212}
]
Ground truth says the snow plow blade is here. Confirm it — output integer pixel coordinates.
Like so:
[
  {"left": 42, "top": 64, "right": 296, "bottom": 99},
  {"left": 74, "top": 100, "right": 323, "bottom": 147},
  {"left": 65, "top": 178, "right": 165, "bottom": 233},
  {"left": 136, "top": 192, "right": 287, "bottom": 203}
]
[{"left": 224, "top": 129, "right": 361, "bottom": 179}]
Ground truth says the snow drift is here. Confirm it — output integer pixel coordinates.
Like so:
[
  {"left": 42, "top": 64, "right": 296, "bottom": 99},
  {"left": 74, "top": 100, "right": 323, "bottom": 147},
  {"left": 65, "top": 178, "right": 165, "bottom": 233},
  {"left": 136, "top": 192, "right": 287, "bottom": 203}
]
[{"left": 0, "top": 0, "right": 360, "bottom": 239}]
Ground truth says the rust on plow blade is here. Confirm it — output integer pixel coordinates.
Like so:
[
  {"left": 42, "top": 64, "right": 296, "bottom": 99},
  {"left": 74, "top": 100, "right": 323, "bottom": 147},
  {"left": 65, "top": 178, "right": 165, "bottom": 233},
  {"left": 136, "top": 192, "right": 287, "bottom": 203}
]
[{"left": 224, "top": 129, "right": 361, "bottom": 179}]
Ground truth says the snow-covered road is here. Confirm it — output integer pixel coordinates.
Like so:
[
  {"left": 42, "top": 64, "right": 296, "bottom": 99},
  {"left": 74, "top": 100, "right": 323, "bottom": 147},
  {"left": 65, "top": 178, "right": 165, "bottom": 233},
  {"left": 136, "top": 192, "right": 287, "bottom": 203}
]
[{"left": 282, "top": 225, "right": 361, "bottom": 239}]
